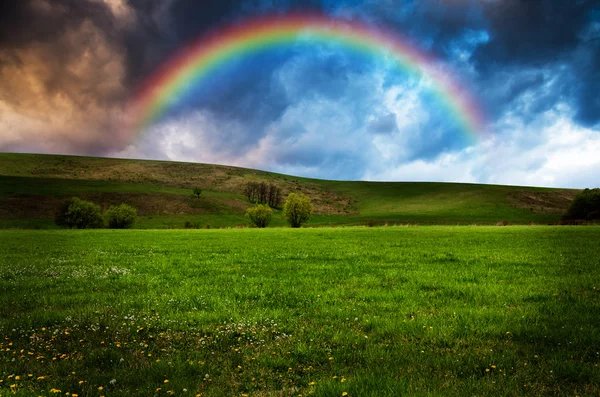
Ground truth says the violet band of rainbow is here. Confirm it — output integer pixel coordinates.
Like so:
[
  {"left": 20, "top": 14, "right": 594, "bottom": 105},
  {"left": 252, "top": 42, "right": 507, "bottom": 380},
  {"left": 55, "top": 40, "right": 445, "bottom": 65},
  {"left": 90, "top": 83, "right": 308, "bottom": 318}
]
[{"left": 128, "top": 13, "right": 486, "bottom": 141}]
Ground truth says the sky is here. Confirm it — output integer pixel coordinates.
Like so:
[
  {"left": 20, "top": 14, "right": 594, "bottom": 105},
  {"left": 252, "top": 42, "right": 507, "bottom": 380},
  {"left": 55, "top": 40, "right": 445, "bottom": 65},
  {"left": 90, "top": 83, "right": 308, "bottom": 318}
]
[{"left": 0, "top": 0, "right": 599, "bottom": 188}]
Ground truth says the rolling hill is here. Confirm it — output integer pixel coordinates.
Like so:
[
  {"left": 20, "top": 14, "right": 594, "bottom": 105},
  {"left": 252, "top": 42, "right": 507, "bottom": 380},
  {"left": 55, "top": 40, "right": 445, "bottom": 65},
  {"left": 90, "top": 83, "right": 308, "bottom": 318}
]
[{"left": 0, "top": 152, "right": 579, "bottom": 228}]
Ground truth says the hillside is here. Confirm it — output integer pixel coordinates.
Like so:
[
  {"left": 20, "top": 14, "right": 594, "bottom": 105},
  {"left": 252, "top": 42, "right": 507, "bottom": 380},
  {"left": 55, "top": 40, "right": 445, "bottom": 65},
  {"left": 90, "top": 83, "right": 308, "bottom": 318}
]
[{"left": 0, "top": 152, "right": 579, "bottom": 228}]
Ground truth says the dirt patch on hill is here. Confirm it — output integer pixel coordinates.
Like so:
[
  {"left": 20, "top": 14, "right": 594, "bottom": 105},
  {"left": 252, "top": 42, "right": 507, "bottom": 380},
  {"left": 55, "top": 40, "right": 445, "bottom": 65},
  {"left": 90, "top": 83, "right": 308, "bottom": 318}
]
[
  {"left": 5, "top": 155, "right": 358, "bottom": 215},
  {"left": 0, "top": 190, "right": 352, "bottom": 220},
  {"left": 506, "top": 190, "right": 579, "bottom": 214},
  {"left": 0, "top": 193, "right": 253, "bottom": 219}
]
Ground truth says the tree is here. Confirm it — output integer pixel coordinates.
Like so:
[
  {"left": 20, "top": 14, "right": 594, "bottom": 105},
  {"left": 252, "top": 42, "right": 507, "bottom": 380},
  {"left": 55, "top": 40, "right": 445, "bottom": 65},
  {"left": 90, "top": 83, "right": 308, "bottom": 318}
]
[
  {"left": 245, "top": 204, "right": 273, "bottom": 228},
  {"left": 192, "top": 187, "right": 202, "bottom": 198},
  {"left": 55, "top": 197, "right": 103, "bottom": 229},
  {"left": 283, "top": 193, "right": 313, "bottom": 228},
  {"left": 55, "top": 198, "right": 74, "bottom": 228},
  {"left": 267, "top": 184, "right": 282, "bottom": 208},
  {"left": 105, "top": 204, "right": 137, "bottom": 229},
  {"left": 565, "top": 188, "right": 600, "bottom": 220}
]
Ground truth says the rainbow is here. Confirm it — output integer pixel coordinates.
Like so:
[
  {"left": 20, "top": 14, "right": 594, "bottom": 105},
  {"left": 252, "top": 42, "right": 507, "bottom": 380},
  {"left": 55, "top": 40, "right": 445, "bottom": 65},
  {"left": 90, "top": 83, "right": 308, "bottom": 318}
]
[{"left": 128, "top": 13, "right": 486, "bottom": 140}]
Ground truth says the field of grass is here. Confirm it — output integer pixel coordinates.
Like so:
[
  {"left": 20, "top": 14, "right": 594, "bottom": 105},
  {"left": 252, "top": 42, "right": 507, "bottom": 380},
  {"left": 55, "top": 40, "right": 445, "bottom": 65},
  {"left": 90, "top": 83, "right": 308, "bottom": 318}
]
[
  {"left": 0, "top": 153, "right": 581, "bottom": 228},
  {"left": 1, "top": 226, "right": 599, "bottom": 396}
]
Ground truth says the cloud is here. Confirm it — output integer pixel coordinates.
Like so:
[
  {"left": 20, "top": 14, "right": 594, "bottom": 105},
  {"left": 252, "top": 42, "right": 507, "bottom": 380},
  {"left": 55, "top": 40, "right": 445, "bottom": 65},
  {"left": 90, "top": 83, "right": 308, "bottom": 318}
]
[
  {"left": 0, "top": 0, "right": 133, "bottom": 153},
  {"left": 364, "top": 104, "right": 600, "bottom": 189}
]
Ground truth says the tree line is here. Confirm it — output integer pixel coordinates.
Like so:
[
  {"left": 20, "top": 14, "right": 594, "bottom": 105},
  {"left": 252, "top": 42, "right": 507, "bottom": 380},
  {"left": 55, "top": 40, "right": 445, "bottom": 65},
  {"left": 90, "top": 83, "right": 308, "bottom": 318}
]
[{"left": 244, "top": 182, "right": 282, "bottom": 208}]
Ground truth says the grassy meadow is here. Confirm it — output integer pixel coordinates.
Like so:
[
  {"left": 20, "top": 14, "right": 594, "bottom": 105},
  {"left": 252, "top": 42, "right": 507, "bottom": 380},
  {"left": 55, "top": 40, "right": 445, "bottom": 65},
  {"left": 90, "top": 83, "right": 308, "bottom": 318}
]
[{"left": 1, "top": 226, "right": 599, "bottom": 396}]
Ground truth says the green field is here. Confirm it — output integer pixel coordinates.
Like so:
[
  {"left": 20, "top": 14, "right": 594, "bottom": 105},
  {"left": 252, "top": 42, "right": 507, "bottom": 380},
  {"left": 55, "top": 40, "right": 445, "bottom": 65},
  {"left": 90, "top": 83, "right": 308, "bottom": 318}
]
[
  {"left": 0, "top": 153, "right": 581, "bottom": 228},
  {"left": 1, "top": 226, "right": 599, "bottom": 396}
]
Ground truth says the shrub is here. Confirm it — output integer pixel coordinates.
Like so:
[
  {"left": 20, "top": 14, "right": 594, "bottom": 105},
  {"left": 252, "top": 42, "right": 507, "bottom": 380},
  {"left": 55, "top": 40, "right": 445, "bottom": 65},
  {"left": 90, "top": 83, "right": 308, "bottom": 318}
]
[
  {"left": 565, "top": 188, "right": 600, "bottom": 220},
  {"left": 55, "top": 198, "right": 74, "bottom": 228},
  {"left": 192, "top": 187, "right": 202, "bottom": 198},
  {"left": 283, "top": 193, "right": 313, "bottom": 228},
  {"left": 184, "top": 221, "right": 201, "bottom": 229},
  {"left": 55, "top": 197, "right": 104, "bottom": 229},
  {"left": 245, "top": 204, "right": 273, "bottom": 228},
  {"left": 105, "top": 204, "right": 137, "bottom": 229}
]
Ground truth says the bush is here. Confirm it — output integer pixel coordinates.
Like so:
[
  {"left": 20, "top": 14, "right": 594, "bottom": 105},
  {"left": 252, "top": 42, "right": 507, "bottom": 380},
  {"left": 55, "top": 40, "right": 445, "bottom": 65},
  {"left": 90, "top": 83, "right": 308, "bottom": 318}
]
[
  {"left": 245, "top": 204, "right": 273, "bottom": 228},
  {"left": 105, "top": 204, "right": 137, "bottom": 229},
  {"left": 283, "top": 193, "right": 313, "bottom": 228},
  {"left": 184, "top": 221, "right": 201, "bottom": 229},
  {"left": 565, "top": 188, "right": 600, "bottom": 220},
  {"left": 192, "top": 187, "right": 202, "bottom": 198},
  {"left": 55, "top": 197, "right": 104, "bottom": 229}
]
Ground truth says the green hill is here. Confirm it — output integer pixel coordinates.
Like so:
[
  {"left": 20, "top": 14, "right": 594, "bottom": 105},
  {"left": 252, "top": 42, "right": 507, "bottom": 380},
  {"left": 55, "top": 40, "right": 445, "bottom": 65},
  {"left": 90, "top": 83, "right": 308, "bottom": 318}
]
[{"left": 0, "top": 152, "right": 579, "bottom": 228}]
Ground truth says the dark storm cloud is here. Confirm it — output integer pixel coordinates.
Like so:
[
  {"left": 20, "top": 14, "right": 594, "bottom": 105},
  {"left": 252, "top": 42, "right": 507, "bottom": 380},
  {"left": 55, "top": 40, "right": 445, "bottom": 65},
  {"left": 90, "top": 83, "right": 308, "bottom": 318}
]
[
  {"left": 0, "top": 1, "right": 117, "bottom": 48},
  {"left": 0, "top": 0, "right": 134, "bottom": 154},
  {"left": 472, "top": 0, "right": 600, "bottom": 126}
]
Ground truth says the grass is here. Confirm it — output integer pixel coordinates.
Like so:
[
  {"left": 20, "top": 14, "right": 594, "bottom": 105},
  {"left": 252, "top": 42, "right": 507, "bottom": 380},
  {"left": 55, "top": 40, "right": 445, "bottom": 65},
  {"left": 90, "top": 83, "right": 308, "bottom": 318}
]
[
  {"left": 0, "top": 153, "right": 581, "bottom": 228},
  {"left": 1, "top": 226, "right": 599, "bottom": 396}
]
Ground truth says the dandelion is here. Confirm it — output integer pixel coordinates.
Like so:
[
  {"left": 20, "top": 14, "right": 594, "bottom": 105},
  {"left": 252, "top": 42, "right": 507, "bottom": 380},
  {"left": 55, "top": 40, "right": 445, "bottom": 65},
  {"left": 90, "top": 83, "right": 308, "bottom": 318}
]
[
  {"left": 15, "top": 376, "right": 20, "bottom": 380},
  {"left": 72, "top": 394, "right": 79, "bottom": 397},
  {"left": 341, "top": 377, "right": 346, "bottom": 383},
  {"left": 79, "top": 381, "right": 84, "bottom": 385},
  {"left": 50, "top": 388, "right": 61, "bottom": 393},
  {"left": 98, "top": 386, "right": 103, "bottom": 390},
  {"left": 342, "top": 393, "right": 348, "bottom": 396},
  {"left": 164, "top": 379, "right": 169, "bottom": 383},
  {"left": 110, "top": 379, "right": 117, "bottom": 385},
  {"left": 10, "top": 384, "right": 17, "bottom": 388},
  {"left": 309, "top": 382, "right": 315, "bottom": 386},
  {"left": 156, "top": 388, "right": 161, "bottom": 392}
]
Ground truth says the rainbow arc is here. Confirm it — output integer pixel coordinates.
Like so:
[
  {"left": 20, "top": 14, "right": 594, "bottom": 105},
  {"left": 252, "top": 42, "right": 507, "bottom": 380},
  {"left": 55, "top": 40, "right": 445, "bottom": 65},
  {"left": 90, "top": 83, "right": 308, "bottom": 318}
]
[{"left": 128, "top": 13, "right": 486, "bottom": 141}]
